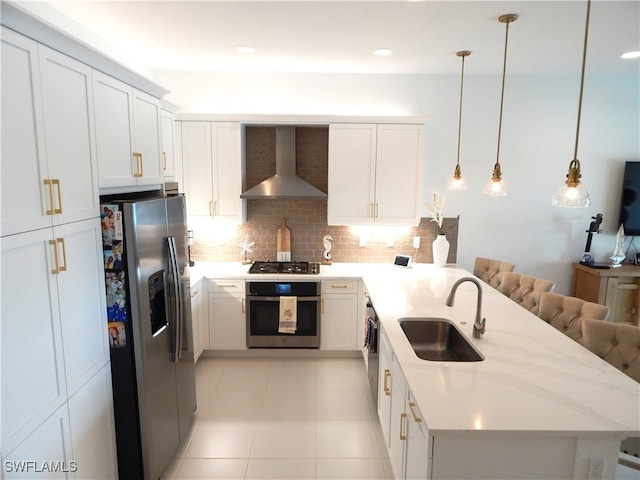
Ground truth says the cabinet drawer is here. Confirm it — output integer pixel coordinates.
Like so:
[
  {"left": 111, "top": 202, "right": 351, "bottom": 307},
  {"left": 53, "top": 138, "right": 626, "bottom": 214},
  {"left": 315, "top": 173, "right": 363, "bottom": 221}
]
[
  {"left": 208, "top": 279, "right": 245, "bottom": 294},
  {"left": 321, "top": 279, "right": 358, "bottom": 294}
]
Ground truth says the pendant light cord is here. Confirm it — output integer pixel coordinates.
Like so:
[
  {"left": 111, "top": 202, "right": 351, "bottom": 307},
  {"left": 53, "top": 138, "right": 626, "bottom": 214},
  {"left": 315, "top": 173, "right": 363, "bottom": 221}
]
[
  {"left": 456, "top": 54, "right": 466, "bottom": 167},
  {"left": 573, "top": 0, "right": 591, "bottom": 161},
  {"left": 495, "top": 18, "right": 512, "bottom": 165}
]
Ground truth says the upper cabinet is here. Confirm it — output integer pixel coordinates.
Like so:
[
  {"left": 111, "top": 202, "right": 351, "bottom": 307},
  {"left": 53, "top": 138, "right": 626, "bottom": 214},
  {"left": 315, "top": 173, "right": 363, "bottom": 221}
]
[
  {"left": 1, "top": 28, "right": 100, "bottom": 237},
  {"left": 93, "top": 71, "right": 163, "bottom": 192},
  {"left": 161, "top": 108, "right": 178, "bottom": 181},
  {"left": 328, "top": 123, "right": 423, "bottom": 226},
  {"left": 180, "top": 121, "right": 246, "bottom": 224}
]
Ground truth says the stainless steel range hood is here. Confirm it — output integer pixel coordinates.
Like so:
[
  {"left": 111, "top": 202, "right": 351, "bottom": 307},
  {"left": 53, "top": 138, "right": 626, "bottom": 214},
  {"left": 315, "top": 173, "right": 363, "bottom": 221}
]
[{"left": 240, "top": 126, "right": 327, "bottom": 199}]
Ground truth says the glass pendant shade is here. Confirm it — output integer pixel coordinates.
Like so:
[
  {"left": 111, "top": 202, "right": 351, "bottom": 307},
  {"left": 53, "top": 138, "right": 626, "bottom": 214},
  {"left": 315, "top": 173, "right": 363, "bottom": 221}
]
[
  {"left": 448, "top": 165, "right": 467, "bottom": 190},
  {"left": 483, "top": 14, "right": 517, "bottom": 197},
  {"left": 449, "top": 50, "right": 470, "bottom": 191},
  {"left": 482, "top": 162, "right": 507, "bottom": 195},
  {"left": 552, "top": 0, "right": 592, "bottom": 207},
  {"left": 551, "top": 159, "right": 591, "bottom": 207}
]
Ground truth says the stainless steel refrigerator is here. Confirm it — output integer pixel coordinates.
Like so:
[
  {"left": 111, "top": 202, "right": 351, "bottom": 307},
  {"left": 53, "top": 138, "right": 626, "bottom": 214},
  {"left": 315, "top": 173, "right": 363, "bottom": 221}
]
[{"left": 101, "top": 194, "right": 196, "bottom": 480}]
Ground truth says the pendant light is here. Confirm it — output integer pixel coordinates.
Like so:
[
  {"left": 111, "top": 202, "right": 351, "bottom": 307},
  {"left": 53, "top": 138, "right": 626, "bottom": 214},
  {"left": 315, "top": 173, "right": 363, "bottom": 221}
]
[
  {"left": 483, "top": 13, "right": 517, "bottom": 197},
  {"left": 448, "top": 50, "right": 471, "bottom": 190},
  {"left": 551, "top": 0, "right": 592, "bottom": 207}
]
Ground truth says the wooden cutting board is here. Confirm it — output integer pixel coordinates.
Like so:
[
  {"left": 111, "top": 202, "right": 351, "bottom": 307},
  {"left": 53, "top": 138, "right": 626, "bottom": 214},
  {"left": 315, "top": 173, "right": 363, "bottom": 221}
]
[{"left": 276, "top": 218, "right": 291, "bottom": 261}]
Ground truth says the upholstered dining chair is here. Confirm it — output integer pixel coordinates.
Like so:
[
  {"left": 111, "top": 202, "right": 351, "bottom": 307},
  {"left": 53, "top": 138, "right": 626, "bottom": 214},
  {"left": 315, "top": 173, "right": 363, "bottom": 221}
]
[
  {"left": 473, "top": 257, "right": 515, "bottom": 290},
  {"left": 581, "top": 318, "right": 640, "bottom": 383},
  {"left": 537, "top": 292, "right": 610, "bottom": 344},
  {"left": 499, "top": 271, "right": 555, "bottom": 316}
]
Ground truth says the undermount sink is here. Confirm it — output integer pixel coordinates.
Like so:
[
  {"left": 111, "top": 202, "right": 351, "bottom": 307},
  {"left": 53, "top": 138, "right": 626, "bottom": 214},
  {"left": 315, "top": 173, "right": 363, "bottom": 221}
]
[{"left": 398, "top": 318, "right": 484, "bottom": 362}]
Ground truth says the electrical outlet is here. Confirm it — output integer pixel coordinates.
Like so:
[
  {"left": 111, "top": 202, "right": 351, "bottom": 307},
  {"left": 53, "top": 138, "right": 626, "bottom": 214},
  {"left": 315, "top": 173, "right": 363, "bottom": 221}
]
[
  {"left": 412, "top": 236, "right": 421, "bottom": 249},
  {"left": 588, "top": 458, "right": 605, "bottom": 480}
]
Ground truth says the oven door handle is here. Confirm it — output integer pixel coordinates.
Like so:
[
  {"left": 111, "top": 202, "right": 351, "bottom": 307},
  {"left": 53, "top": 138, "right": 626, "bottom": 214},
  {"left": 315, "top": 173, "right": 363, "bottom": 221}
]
[{"left": 247, "top": 295, "right": 321, "bottom": 302}]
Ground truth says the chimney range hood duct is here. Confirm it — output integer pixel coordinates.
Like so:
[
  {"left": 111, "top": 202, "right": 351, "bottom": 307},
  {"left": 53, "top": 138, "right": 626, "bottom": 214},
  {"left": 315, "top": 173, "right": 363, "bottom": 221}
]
[{"left": 240, "top": 127, "right": 327, "bottom": 199}]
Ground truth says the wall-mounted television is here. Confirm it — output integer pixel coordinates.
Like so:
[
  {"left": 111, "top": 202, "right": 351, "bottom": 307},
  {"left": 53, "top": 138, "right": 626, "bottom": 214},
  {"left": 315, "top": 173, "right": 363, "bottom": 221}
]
[{"left": 618, "top": 161, "right": 640, "bottom": 236}]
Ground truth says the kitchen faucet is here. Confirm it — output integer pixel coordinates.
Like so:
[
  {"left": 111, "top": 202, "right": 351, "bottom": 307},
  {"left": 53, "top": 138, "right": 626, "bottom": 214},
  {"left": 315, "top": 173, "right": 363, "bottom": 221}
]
[{"left": 445, "top": 277, "right": 486, "bottom": 338}]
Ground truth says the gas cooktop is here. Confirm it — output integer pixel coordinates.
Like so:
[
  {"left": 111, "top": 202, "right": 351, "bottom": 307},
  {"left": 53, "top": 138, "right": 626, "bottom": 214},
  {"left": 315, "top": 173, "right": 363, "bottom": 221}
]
[{"left": 248, "top": 261, "right": 319, "bottom": 275}]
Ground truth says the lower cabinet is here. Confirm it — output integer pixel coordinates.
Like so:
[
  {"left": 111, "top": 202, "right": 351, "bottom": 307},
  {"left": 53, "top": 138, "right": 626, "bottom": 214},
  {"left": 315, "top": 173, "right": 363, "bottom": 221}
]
[
  {"left": 208, "top": 279, "right": 246, "bottom": 350},
  {"left": 1, "top": 219, "right": 116, "bottom": 477},
  {"left": 191, "top": 278, "right": 209, "bottom": 361},
  {"left": 320, "top": 279, "right": 359, "bottom": 350},
  {"left": 378, "top": 326, "right": 430, "bottom": 480}
]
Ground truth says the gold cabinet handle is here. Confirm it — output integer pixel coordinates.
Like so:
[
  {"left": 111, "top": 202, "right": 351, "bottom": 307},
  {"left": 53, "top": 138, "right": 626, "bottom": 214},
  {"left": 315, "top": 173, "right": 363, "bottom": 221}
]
[
  {"left": 217, "top": 283, "right": 237, "bottom": 288},
  {"left": 49, "top": 239, "right": 60, "bottom": 274},
  {"left": 370, "top": 203, "right": 375, "bottom": 219},
  {"left": 212, "top": 200, "right": 217, "bottom": 217},
  {"left": 400, "top": 413, "right": 407, "bottom": 441},
  {"left": 241, "top": 298, "right": 245, "bottom": 314},
  {"left": 375, "top": 203, "right": 379, "bottom": 219},
  {"left": 209, "top": 201, "right": 213, "bottom": 217},
  {"left": 162, "top": 152, "right": 167, "bottom": 171},
  {"left": 408, "top": 402, "right": 422, "bottom": 423},
  {"left": 383, "top": 369, "right": 391, "bottom": 396},
  {"left": 133, "top": 152, "right": 143, "bottom": 177},
  {"left": 52, "top": 179, "right": 62, "bottom": 214},
  {"left": 330, "top": 284, "right": 349, "bottom": 289},
  {"left": 44, "top": 179, "right": 55, "bottom": 215},
  {"left": 56, "top": 238, "right": 67, "bottom": 272}
]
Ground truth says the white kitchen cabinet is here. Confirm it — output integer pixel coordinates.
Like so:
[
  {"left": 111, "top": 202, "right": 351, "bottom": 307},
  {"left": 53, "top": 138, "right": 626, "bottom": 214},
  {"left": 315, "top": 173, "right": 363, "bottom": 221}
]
[
  {"left": 2, "top": 403, "right": 73, "bottom": 480},
  {"left": 1, "top": 28, "right": 49, "bottom": 237},
  {"left": 328, "top": 123, "right": 423, "bottom": 226},
  {"left": 389, "top": 354, "right": 408, "bottom": 479},
  {"left": 68, "top": 364, "right": 118, "bottom": 479},
  {"left": 404, "top": 391, "right": 429, "bottom": 480},
  {"left": 55, "top": 219, "right": 110, "bottom": 396},
  {"left": 208, "top": 279, "right": 246, "bottom": 350},
  {"left": 1, "top": 29, "right": 100, "bottom": 238},
  {"left": 180, "top": 121, "right": 246, "bottom": 224},
  {"left": 320, "top": 280, "right": 359, "bottom": 350},
  {"left": 1, "top": 218, "right": 111, "bottom": 456},
  {"left": 93, "top": 71, "right": 163, "bottom": 191},
  {"left": 378, "top": 327, "right": 429, "bottom": 480},
  {"left": 161, "top": 108, "right": 178, "bottom": 180},
  {"left": 191, "top": 278, "right": 209, "bottom": 361},
  {"left": 1, "top": 227, "right": 68, "bottom": 454},
  {"left": 378, "top": 325, "right": 393, "bottom": 447}
]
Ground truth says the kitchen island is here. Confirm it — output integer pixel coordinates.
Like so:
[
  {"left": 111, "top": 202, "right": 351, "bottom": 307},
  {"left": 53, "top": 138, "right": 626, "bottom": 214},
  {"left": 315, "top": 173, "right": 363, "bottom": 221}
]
[{"left": 191, "top": 262, "right": 639, "bottom": 479}]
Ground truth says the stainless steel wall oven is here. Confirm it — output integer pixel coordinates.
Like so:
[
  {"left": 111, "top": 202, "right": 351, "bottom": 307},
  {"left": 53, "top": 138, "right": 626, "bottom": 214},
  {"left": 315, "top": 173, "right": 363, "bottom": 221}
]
[{"left": 246, "top": 281, "right": 321, "bottom": 348}]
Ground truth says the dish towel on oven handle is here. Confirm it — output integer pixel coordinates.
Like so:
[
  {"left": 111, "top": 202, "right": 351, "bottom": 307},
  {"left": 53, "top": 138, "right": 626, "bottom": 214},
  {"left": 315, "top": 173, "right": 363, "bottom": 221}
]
[{"left": 278, "top": 296, "right": 297, "bottom": 334}]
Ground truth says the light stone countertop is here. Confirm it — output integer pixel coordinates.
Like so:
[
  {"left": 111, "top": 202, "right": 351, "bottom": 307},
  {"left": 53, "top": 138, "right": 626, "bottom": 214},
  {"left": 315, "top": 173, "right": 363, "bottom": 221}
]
[{"left": 189, "top": 261, "right": 640, "bottom": 436}]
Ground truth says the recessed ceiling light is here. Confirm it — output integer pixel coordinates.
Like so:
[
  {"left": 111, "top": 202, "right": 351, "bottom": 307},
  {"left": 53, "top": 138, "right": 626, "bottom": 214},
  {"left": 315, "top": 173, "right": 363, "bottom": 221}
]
[
  {"left": 374, "top": 48, "right": 392, "bottom": 57},
  {"left": 236, "top": 45, "right": 255, "bottom": 54},
  {"left": 621, "top": 51, "right": 640, "bottom": 59}
]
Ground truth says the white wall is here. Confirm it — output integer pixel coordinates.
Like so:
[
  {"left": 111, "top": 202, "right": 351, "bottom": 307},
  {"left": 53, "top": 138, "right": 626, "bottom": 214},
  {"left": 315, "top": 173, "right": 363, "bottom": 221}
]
[{"left": 156, "top": 70, "right": 640, "bottom": 294}]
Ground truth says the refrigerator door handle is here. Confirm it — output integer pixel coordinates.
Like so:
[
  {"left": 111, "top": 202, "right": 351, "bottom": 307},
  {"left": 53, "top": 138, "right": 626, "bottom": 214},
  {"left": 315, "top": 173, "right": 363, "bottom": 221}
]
[{"left": 168, "top": 236, "right": 183, "bottom": 362}]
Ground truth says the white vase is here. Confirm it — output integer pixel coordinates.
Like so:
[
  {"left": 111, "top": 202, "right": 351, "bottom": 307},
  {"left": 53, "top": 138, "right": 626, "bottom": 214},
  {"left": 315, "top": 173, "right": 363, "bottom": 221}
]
[{"left": 432, "top": 234, "right": 449, "bottom": 267}]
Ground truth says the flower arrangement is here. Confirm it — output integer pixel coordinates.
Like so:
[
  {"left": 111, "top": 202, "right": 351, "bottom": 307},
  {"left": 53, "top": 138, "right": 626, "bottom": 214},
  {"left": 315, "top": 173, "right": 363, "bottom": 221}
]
[{"left": 425, "top": 191, "right": 446, "bottom": 235}]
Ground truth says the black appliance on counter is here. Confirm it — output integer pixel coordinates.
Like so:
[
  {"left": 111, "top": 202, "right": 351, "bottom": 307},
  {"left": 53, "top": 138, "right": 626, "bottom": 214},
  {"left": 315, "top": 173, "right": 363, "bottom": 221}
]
[
  {"left": 246, "top": 281, "right": 321, "bottom": 348},
  {"left": 364, "top": 301, "right": 379, "bottom": 398},
  {"left": 248, "top": 260, "right": 320, "bottom": 275}
]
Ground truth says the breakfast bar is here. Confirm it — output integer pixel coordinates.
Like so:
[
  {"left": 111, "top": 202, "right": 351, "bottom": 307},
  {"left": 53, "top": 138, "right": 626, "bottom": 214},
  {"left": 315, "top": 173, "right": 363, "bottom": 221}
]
[{"left": 193, "top": 261, "right": 640, "bottom": 480}]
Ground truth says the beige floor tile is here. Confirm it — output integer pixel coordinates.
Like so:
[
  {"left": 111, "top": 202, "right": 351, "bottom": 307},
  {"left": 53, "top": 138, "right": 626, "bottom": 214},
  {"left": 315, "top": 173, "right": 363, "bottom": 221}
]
[
  {"left": 260, "top": 388, "right": 316, "bottom": 420},
  {"left": 169, "top": 458, "right": 248, "bottom": 479},
  {"left": 316, "top": 390, "right": 373, "bottom": 421},
  {"left": 185, "top": 421, "right": 256, "bottom": 458},
  {"left": 251, "top": 420, "right": 316, "bottom": 458},
  {"left": 245, "top": 458, "right": 316, "bottom": 479},
  {"left": 316, "top": 458, "right": 389, "bottom": 479},
  {"left": 317, "top": 420, "right": 383, "bottom": 458}
]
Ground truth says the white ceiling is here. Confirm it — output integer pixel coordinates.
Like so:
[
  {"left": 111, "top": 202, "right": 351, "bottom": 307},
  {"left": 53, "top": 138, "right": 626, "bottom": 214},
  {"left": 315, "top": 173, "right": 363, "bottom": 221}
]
[{"left": 16, "top": 1, "right": 640, "bottom": 77}]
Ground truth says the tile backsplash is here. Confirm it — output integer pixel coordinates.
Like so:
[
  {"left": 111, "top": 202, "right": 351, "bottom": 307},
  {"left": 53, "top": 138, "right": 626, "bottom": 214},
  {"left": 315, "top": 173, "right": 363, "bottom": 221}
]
[
  {"left": 190, "top": 199, "right": 458, "bottom": 264},
  {"left": 188, "top": 125, "right": 458, "bottom": 264}
]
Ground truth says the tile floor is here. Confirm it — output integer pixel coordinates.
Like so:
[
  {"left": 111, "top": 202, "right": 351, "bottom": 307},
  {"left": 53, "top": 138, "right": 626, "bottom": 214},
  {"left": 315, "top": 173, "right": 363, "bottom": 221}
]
[
  {"left": 162, "top": 356, "right": 392, "bottom": 480},
  {"left": 163, "top": 355, "right": 639, "bottom": 480}
]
